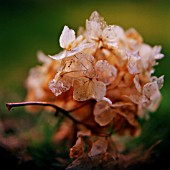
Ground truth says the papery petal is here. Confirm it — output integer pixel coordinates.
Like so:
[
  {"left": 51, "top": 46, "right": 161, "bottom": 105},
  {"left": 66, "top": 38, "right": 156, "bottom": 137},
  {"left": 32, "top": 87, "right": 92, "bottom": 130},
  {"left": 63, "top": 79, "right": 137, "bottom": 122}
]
[
  {"left": 89, "top": 11, "right": 106, "bottom": 29},
  {"left": 70, "top": 137, "right": 85, "bottom": 158},
  {"left": 102, "top": 25, "right": 124, "bottom": 47},
  {"left": 88, "top": 138, "right": 108, "bottom": 157},
  {"left": 73, "top": 78, "right": 94, "bottom": 101},
  {"left": 59, "top": 25, "right": 76, "bottom": 49},
  {"left": 139, "top": 44, "right": 154, "bottom": 69},
  {"left": 73, "top": 78, "right": 106, "bottom": 101},
  {"left": 133, "top": 75, "right": 142, "bottom": 93},
  {"left": 143, "top": 81, "right": 162, "bottom": 112},
  {"left": 156, "top": 75, "right": 164, "bottom": 89},
  {"left": 66, "top": 42, "right": 95, "bottom": 58},
  {"left": 49, "top": 76, "right": 72, "bottom": 96},
  {"left": 127, "top": 94, "right": 148, "bottom": 105},
  {"left": 143, "top": 81, "right": 159, "bottom": 99},
  {"left": 94, "top": 100, "right": 114, "bottom": 126},
  {"left": 153, "top": 46, "right": 164, "bottom": 60},
  {"left": 86, "top": 20, "right": 102, "bottom": 41},
  {"left": 111, "top": 102, "right": 132, "bottom": 108},
  {"left": 49, "top": 50, "right": 67, "bottom": 60},
  {"left": 127, "top": 54, "right": 140, "bottom": 74},
  {"left": 62, "top": 53, "right": 95, "bottom": 78},
  {"left": 93, "top": 80, "right": 106, "bottom": 101},
  {"left": 95, "top": 60, "right": 117, "bottom": 85}
]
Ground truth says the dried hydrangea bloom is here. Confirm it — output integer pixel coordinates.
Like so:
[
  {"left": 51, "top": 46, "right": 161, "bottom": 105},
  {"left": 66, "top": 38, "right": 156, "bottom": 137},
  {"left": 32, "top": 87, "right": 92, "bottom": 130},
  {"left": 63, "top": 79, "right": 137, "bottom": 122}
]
[{"left": 25, "top": 11, "right": 164, "bottom": 162}]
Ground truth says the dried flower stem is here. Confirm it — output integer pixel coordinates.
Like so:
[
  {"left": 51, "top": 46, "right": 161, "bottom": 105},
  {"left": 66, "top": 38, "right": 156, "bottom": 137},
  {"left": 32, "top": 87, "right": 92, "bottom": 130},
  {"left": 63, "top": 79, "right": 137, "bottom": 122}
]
[
  {"left": 6, "top": 101, "right": 107, "bottom": 136},
  {"left": 6, "top": 101, "right": 82, "bottom": 124}
]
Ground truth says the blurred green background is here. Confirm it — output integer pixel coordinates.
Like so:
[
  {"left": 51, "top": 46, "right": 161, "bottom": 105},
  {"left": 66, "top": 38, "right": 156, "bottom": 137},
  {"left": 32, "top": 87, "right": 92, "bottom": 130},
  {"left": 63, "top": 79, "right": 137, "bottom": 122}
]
[{"left": 0, "top": 0, "right": 170, "bottom": 168}]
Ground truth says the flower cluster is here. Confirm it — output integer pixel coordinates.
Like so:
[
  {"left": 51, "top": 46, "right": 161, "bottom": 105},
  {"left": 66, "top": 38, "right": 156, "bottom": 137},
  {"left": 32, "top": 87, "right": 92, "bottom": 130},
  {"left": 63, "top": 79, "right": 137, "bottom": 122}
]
[{"left": 25, "top": 11, "right": 164, "bottom": 160}]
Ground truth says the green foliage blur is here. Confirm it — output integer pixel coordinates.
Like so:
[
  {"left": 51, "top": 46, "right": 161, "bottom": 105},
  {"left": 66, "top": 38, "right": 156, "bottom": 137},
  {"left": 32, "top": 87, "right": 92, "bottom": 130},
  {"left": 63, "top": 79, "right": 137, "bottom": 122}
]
[{"left": 0, "top": 0, "right": 170, "bottom": 168}]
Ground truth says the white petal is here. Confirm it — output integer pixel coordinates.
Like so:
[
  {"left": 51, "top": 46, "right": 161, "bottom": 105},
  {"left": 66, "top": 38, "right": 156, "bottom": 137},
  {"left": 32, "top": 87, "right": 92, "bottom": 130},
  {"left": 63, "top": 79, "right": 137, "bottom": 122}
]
[
  {"left": 59, "top": 25, "right": 75, "bottom": 49},
  {"left": 102, "top": 97, "right": 112, "bottom": 105},
  {"left": 86, "top": 20, "right": 102, "bottom": 41},
  {"left": 66, "top": 42, "right": 95, "bottom": 58},
  {"left": 102, "top": 25, "right": 124, "bottom": 47},
  {"left": 133, "top": 75, "right": 142, "bottom": 93},
  {"left": 153, "top": 46, "right": 164, "bottom": 60},
  {"left": 143, "top": 81, "right": 159, "bottom": 99},
  {"left": 127, "top": 54, "right": 140, "bottom": 74},
  {"left": 49, "top": 50, "right": 67, "bottom": 60},
  {"left": 156, "top": 75, "right": 164, "bottom": 89}
]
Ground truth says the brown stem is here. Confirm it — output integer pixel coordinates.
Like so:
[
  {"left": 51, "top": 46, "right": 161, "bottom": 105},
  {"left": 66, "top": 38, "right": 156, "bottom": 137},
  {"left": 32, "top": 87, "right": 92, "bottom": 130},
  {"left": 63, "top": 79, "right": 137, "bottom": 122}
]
[
  {"left": 6, "top": 101, "right": 109, "bottom": 137},
  {"left": 6, "top": 101, "right": 80, "bottom": 124}
]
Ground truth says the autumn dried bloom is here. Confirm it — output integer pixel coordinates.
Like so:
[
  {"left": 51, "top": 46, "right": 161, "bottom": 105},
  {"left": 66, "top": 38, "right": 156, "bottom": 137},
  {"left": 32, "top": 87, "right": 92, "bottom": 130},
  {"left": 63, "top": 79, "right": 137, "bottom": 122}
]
[{"left": 25, "top": 11, "right": 164, "bottom": 166}]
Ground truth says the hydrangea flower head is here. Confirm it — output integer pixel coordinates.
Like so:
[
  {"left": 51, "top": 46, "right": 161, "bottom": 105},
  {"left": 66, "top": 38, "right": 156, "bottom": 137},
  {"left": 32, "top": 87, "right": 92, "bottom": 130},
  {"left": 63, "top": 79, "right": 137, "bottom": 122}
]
[{"left": 25, "top": 11, "right": 164, "bottom": 161}]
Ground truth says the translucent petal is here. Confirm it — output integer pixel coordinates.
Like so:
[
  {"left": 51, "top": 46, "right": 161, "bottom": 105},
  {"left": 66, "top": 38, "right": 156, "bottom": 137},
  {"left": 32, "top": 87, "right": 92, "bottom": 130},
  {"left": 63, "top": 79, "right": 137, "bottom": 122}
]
[
  {"left": 49, "top": 75, "right": 72, "bottom": 96},
  {"left": 59, "top": 25, "right": 75, "bottom": 49},
  {"left": 127, "top": 54, "right": 140, "bottom": 74},
  {"left": 49, "top": 50, "right": 67, "bottom": 60},
  {"left": 66, "top": 42, "right": 95, "bottom": 58},
  {"left": 88, "top": 138, "right": 108, "bottom": 157},
  {"left": 89, "top": 11, "right": 106, "bottom": 29},
  {"left": 143, "top": 81, "right": 159, "bottom": 99},
  {"left": 139, "top": 44, "right": 154, "bottom": 69},
  {"left": 156, "top": 75, "right": 164, "bottom": 89},
  {"left": 93, "top": 80, "right": 106, "bottom": 101},
  {"left": 62, "top": 53, "right": 95, "bottom": 78},
  {"left": 73, "top": 78, "right": 106, "bottom": 101},
  {"left": 86, "top": 20, "right": 102, "bottom": 41},
  {"left": 143, "top": 81, "right": 162, "bottom": 112},
  {"left": 95, "top": 60, "right": 117, "bottom": 84},
  {"left": 153, "top": 46, "right": 164, "bottom": 60},
  {"left": 102, "top": 25, "right": 124, "bottom": 47},
  {"left": 127, "top": 94, "right": 148, "bottom": 105},
  {"left": 133, "top": 75, "right": 142, "bottom": 93},
  {"left": 73, "top": 78, "right": 94, "bottom": 101},
  {"left": 94, "top": 100, "right": 114, "bottom": 126}
]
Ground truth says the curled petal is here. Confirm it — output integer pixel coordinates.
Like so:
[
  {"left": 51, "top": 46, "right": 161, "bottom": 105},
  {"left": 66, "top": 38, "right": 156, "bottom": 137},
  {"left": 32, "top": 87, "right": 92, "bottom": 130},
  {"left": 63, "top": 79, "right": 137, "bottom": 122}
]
[
  {"left": 49, "top": 50, "right": 67, "bottom": 60},
  {"left": 127, "top": 54, "right": 140, "bottom": 74},
  {"left": 133, "top": 75, "right": 142, "bottom": 93},
  {"left": 70, "top": 137, "right": 85, "bottom": 158},
  {"left": 59, "top": 25, "right": 75, "bottom": 49}
]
